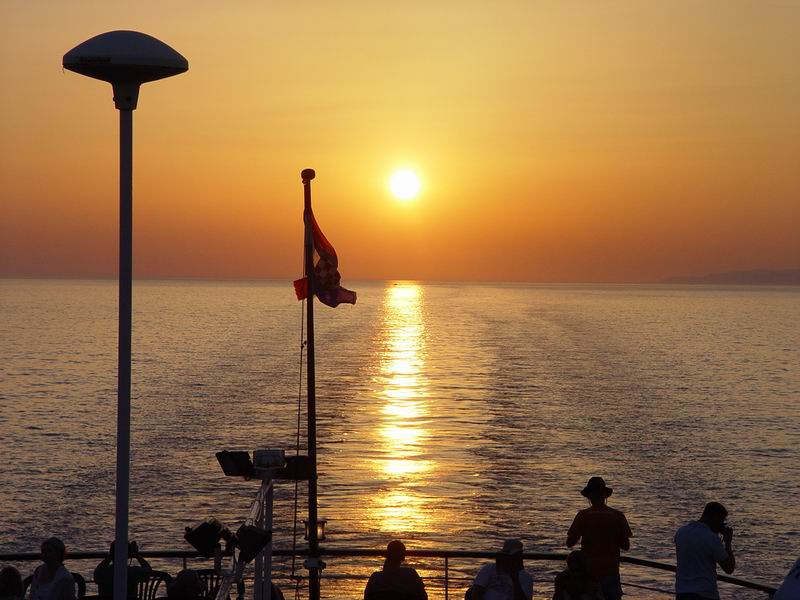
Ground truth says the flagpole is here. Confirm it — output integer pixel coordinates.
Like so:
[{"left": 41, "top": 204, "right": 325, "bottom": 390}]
[{"left": 301, "top": 168, "right": 321, "bottom": 600}]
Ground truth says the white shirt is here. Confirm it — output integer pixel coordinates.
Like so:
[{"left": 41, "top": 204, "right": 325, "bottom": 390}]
[
  {"left": 674, "top": 521, "right": 728, "bottom": 599},
  {"left": 30, "top": 565, "right": 74, "bottom": 600},
  {"left": 473, "top": 563, "right": 533, "bottom": 600},
  {"left": 772, "top": 559, "right": 800, "bottom": 600}
]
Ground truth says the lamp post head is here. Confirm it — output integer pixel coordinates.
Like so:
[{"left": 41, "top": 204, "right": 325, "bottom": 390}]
[{"left": 63, "top": 30, "right": 188, "bottom": 110}]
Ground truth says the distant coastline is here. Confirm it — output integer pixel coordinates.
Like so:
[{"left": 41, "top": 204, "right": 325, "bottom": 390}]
[
  {"left": 661, "top": 268, "right": 800, "bottom": 286},
  {"left": 3, "top": 269, "right": 800, "bottom": 285}
]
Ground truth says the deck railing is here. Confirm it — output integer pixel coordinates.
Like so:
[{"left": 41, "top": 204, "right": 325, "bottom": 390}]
[{"left": 0, "top": 548, "right": 777, "bottom": 599}]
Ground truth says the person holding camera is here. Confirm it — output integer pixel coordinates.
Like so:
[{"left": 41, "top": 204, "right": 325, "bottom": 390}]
[
  {"left": 674, "top": 502, "right": 736, "bottom": 600},
  {"left": 93, "top": 541, "right": 152, "bottom": 599}
]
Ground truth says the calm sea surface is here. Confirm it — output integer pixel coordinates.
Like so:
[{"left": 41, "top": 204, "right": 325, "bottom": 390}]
[{"left": 1, "top": 279, "right": 798, "bottom": 599}]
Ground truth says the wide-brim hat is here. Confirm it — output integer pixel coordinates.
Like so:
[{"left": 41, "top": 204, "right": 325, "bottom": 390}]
[
  {"left": 581, "top": 477, "right": 613, "bottom": 498},
  {"left": 500, "top": 539, "right": 523, "bottom": 555}
]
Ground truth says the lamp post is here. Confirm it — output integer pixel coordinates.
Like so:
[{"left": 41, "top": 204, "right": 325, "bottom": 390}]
[{"left": 63, "top": 31, "right": 188, "bottom": 600}]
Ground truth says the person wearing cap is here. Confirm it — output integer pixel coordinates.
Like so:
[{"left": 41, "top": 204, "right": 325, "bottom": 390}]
[
  {"left": 674, "top": 502, "right": 735, "bottom": 600},
  {"left": 29, "top": 538, "right": 75, "bottom": 600},
  {"left": 471, "top": 539, "right": 533, "bottom": 600},
  {"left": 364, "top": 540, "right": 427, "bottom": 600},
  {"left": 566, "top": 477, "right": 632, "bottom": 600}
]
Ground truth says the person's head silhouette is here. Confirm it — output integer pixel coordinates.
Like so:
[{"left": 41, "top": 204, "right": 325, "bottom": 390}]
[
  {"left": 0, "top": 566, "right": 23, "bottom": 599},
  {"left": 581, "top": 477, "right": 613, "bottom": 506},
  {"left": 167, "top": 570, "right": 204, "bottom": 600},
  {"left": 700, "top": 501, "right": 728, "bottom": 533},
  {"left": 385, "top": 540, "right": 406, "bottom": 567},
  {"left": 41, "top": 537, "right": 66, "bottom": 568}
]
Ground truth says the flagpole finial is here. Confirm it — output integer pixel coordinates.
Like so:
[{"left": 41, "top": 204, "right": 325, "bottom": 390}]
[{"left": 301, "top": 168, "right": 316, "bottom": 183}]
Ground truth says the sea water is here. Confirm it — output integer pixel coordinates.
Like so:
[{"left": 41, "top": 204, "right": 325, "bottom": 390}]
[{"left": 1, "top": 279, "right": 798, "bottom": 599}]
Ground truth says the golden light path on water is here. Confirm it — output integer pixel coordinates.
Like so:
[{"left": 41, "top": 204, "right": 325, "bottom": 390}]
[
  {"left": 4, "top": 281, "right": 800, "bottom": 598},
  {"left": 369, "top": 283, "right": 436, "bottom": 533}
]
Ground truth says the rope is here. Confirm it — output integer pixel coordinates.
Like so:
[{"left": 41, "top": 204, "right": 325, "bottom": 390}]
[
  {"left": 289, "top": 296, "right": 306, "bottom": 589},
  {"left": 294, "top": 577, "right": 302, "bottom": 600}
]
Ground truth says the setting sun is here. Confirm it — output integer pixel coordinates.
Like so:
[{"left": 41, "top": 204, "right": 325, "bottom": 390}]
[{"left": 389, "top": 169, "right": 421, "bottom": 200}]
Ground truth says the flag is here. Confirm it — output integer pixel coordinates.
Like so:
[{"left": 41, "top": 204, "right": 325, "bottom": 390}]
[{"left": 294, "top": 209, "right": 357, "bottom": 308}]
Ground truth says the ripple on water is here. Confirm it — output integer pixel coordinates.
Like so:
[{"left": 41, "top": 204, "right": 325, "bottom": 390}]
[{"left": 1, "top": 280, "right": 798, "bottom": 599}]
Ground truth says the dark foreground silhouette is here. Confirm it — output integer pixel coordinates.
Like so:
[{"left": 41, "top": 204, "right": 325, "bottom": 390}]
[
  {"left": 5, "top": 483, "right": 753, "bottom": 600},
  {"left": 364, "top": 541, "right": 427, "bottom": 600}
]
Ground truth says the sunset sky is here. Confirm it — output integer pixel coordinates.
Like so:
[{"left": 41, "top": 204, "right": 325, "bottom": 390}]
[{"left": 1, "top": 1, "right": 798, "bottom": 283}]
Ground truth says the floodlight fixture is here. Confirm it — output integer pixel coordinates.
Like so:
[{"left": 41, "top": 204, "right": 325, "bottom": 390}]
[
  {"left": 235, "top": 524, "right": 272, "bottom": 564},
  {"left": 253, "top": 449, "right": 287, "bottom": 473},
  {"left": 217, "top": 451, "right": 256, "bottom": 478},
  {"left": 184, "top": 518, "right": 230, "bottom": 558}
]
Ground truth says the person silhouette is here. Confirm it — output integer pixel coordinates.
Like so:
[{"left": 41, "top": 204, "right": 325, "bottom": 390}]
[
  {"left": 167, "top": 570, "right": 205, "bottom": 600},
  {"left": 472, "top": 539, "right": 533, "bottom": 600},
  {"left": 566, "top": 477, "right": 632, "bottom": 600},
  {"left": 674, "top": 502, "right": 735, "bottom": 600},
  {"left": 93, "top": 540, "right": 152, "bottom": 599},
  {"left": 772, "top": 557, "right": 800, "bottom": 600},
  {"left": 364, "top": 540, "right": 427, "bottom": 600},
  {"left": 29, "top": 538, "right": 75, "bottom": 600},
  {"left": 552, "top": 551, "right": 602, "bottom": 600},
  {"left": 0, "top": 566, "right": 24, "bottom": 600}
]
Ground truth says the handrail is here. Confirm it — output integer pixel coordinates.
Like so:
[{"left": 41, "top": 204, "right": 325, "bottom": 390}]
[
  {"left": 619, "top": 555, "right": 777, "bottom": 595},
  {"left": 0, "top": 547, "right": 777, "bottom": 596}
]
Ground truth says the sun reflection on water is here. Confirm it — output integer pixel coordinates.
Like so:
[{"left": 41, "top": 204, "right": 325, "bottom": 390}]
[
  {"left": 374, "top": 492, "right": 429, "bottom": 532},
  {"left": 370, "top": 283, "right": 436, "bottom": 533}
]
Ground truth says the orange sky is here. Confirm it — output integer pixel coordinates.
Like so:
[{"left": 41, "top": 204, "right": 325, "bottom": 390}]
[{"left": 1, "top": 1, "right": 798, "bottom": 282}]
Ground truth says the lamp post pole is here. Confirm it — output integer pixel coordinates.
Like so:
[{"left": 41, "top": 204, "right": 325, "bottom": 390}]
[
  {"left": 113, "top": 105, "right": 134, "bottom": 600},
  {"left": 63, "top": 31, "right": 188, "bottom": 600}
]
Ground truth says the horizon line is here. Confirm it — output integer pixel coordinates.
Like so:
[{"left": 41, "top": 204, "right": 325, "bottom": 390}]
[{"left": 3, "top": 270, "right": 799, "bottom": 287}]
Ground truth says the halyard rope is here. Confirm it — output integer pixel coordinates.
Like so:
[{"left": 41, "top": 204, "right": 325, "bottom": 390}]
[{"left": 290, "top": 296, "right": 306, "bottom": 599}]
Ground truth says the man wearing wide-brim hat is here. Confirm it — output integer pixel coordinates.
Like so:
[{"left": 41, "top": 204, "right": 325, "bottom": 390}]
[{"left": 566, "top": 477, "right": 632, "bottom": 600}]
